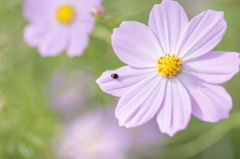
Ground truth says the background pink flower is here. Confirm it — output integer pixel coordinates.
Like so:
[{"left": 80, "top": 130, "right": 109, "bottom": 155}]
[
  {"left": 54, "top": 107, "right": 165, "bottom": 159},
  {"left": 23, "top": 0, "right": 102, "bottom": 57},
  {"left": 55, "top": 109, "right": 131, "bottom": 159}
]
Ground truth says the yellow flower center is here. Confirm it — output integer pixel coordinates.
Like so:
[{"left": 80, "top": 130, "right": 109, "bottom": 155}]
[
  {"left": 156, "top": 53, "right": 182, "bottom": 78},
  {"left": 57, "top": 5, "right": 75, "bottom": 24}
]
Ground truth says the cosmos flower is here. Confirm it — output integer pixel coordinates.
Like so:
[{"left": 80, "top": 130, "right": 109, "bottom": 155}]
[
  {"left": 54, "top": 108, "right": 164, "bottom": 159},
  {"left": 96, "top": 0, "right": 240, "bottom": 136},
  {"left": 55, "top": 109, "right": 131, "bottom": 159},
  {"left": 23, "top": 0, "right": 102, "bottom": 57}
]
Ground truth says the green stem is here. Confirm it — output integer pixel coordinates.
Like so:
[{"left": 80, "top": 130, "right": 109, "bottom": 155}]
[{"left": 163, "top": 111, "right": 240, "bottom": 158}]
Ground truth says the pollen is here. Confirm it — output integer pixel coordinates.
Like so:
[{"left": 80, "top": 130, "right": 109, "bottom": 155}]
[
  {"left": 156, "top": 53, "right": 182, "bottom": 78},
  {"left": 57, "top": 5, "right": 75, "bottom": 24}
]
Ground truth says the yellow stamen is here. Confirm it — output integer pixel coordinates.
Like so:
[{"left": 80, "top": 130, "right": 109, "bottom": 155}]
[
  {"left": 156, "top": 53, "right": 182, "bottom": 78},
  {"left": 57, "top": 5, "right": 75, "bottom": 24}
]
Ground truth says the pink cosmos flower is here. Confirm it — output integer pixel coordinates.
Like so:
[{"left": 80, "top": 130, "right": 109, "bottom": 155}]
[
  {"left": 54, "top": 108, "right": 165, "bottom": 159},
  {"left": 55, "top": 109, "right": 131, "bottom": 159},
  {"left": 23, "top": 0, "right": 102, "bottom": 57},
  {"left": 96, "top": 0, "right": 240, "bottom": 136}
]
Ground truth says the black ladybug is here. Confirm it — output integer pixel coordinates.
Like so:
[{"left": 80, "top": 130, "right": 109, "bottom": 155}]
[{"left": 111, "top": 73, "right": 119, "bottom": 79}]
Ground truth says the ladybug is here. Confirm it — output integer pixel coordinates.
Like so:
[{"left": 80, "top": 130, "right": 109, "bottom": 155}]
[{"left": 111, "top": 73, "right": 119, "bottom": 79}]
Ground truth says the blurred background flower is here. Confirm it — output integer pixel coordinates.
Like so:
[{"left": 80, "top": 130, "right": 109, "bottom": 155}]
[
  {"left": 53, "top": 107, "right": 165, "bottom": 159},
  {"left": 0, "top": 0, "right": 240, "bottom": 159},
  {"left": 23, "top": 0, "right": 103, "bottom": 57},
  {"left": 54, "top": 109, "right": 131, "bottom": 159}
]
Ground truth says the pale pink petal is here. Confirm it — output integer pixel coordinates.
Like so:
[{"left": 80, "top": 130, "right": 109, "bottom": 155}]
[
  {"left": 66, "top": 34, "right": 89, "bottom": 57},
  {"left": 73, "top": 0, "right": 103, "bottom": 10},
  {"left": 66, "top": 21, "right": 95, "bottom": 57},
  {"left": 148, "top": 0, "right": 189, "bottom": 54},
  {"left": 182, "top": 51, "right": 240, "bottom": 84},
  {"left": 178, "top": 73, "right": 232, "bottom": 123},
  {"left": 116, "top": 74, "right": 166, "bottom": 128},
  {"left": 176, "top": 10, "right": 227, "bottom": 61},
  {"left": 70, "top": 19, "right": 95, "bottom": 34},
  {"left": 156, "top": 77, "right": 192, "bottom": 137},
  {"left": 112, "top": 21, "right": 163, "bottom": 68},
  {"left": 38, "top": 27, "right": 68, "bottom": 57},
  {"left": 70, "top": 2, "right": 95, "bottom": 23},
  {"left": 23, "top": 23, "right": 52, "bottom": 47},
  {"left": 23, "top": 0, "right": 55, "bottom": 22},
  {"left": 96, "top": 66, "right": 155, "bottom": 97}
]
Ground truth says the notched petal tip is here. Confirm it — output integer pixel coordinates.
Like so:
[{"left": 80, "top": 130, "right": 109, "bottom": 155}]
[
  {"left": 115, "top": 110, "right": 132, "bottom": 128},
  {"left": 184, "top": 51, "right": 240, "bottom": 84},
  {"left": 208, "top": 9, "right": 227, "bottom": 26},
  {"left": 158, "top": 121, "right": 189, "bottom": 137},
  {"left": 207, "top": 9, "right": 225, "bottom": 17},
  {"left": 95, "top": 78, "right": 100, "bottom": 85},
  {"left": 66, "top": 48, "right": 85, "bottom": 58},
  {"left": 116, "top": 112, "right": 139, "bottom": 129},
  {"left": 111, "top": 28, "right": 119, "bottom": 40},
  {"left": 162, "top": 0, "right": 172, "bottom": 4},
  {"left": 206, "top": 9, "right": 227, "bottom": 28},
  {"left": 156, "top": 78, "right": 191, "bottom": 137},
  {"left": 66, "top": 53, "right": 79, "bottom": 58},
  {"left": 119, "top": 21, "right": 132, "bottom": 28},
  {"left": 160, "top": 130, "right": 177, "bottom": 137},
  {"left": 112, "top": 21, "right": 143, "bottom": 36},
  {"left": 39, "top": 53, "right": 48, "bottom": 58},
  {"left": 179, "top": 73, "right": 232, "bottom": 123}
]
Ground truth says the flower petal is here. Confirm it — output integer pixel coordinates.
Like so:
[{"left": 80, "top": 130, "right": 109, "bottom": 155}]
[
  {"left": 156, "top": 77, "right": 192, "bottom": 137},
  {"left": 96, "top": 66, "right": 155, "bottom": 97},
  {"left": 66, "top": 33, "right": 89, "bottom": 58},
  {"left": 176, "top": 10, "right": 227, "bottom": 61},
  {"left": 178, "top": 73, "right": 232, "bottom": 123},
  {"left": 66, "top": 23, "right": 95, "bottom": 57},
  {"left": 112, "top": 21, "right": 163, "bottom": 68},
  {"left": 73, "top": 0, "right": 103, "bottom": 10},
  {"left": 23, "top": 23, "right": 52, "bottom": 47},
  {"left": 182, "top": 51, "right": 240, "bottom": 84},
  {"left": 23, "top": 0, "right": 55, "bottom": 22},
  {"left": 148, "top": 0, "right": 189, "bottom": 54},
  {"left": 116, "top": 74, "right": 166, "bottom": 128},
  {"left": 38, "top": 26, "right": 67, "bottom": 57}
]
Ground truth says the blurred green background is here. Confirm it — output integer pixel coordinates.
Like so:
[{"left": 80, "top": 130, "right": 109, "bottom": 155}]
[{"left": 0, "top": 0, "right": 240, "bottom": 158}]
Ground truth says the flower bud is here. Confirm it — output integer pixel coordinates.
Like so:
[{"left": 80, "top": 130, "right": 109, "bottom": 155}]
[{"left": 90, "top": 5, "right": 106, "bottom": 18}]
